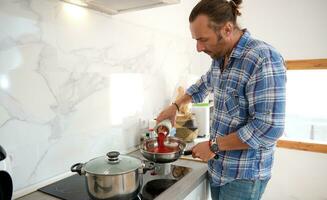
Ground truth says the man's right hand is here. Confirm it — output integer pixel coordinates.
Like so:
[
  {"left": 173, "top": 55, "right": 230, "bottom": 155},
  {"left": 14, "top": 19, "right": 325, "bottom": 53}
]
[
  {"left": 156, "top": 93, "right": 192, "bottom": 125},
  {"left": 156, "top": 104, "right": 178, "bottom": 125},
  {"left": 191, "top": 141, "right": 216, "bottom": 162}
]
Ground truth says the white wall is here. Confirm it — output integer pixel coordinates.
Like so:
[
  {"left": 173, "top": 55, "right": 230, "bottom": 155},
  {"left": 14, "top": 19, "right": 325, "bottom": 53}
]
[
  {"left": 264, "top": 148, "right": 327, "bottom": 200},
  {"left": 239, "top": 0, "right": 327, "bottom": 60}
]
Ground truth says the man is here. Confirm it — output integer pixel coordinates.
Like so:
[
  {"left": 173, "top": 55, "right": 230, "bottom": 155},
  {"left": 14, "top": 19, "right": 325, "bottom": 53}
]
[{"left": 156, "top": 0, "right": 286, "bottom": 199}]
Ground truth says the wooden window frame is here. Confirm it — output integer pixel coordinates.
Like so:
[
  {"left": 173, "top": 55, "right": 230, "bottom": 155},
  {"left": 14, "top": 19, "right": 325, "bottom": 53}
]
[
  {"left": 279, "top": 58, "right": 327, "bottom": 153},
  {"left": 286, "top": 59, "right": 327, "bottom": 70},
  {"left": 277, "top": 139, "right": 327, "bottom": 154}
]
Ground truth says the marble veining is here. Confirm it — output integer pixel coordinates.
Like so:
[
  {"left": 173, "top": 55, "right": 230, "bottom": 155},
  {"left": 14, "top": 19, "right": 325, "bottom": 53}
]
[{"left": 0, "top": 0, "right": 208, "bottom": 192}]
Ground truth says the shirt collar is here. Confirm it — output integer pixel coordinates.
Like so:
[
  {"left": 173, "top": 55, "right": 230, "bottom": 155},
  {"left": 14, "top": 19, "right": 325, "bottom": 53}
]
[{"left": 229, "top": 29, "right": 251, "bottom": 59}]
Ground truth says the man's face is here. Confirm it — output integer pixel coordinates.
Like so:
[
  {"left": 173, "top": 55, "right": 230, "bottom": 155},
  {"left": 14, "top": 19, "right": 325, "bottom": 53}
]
[{"left": 190, "top": 15, "right": 228, "bottom": 59}]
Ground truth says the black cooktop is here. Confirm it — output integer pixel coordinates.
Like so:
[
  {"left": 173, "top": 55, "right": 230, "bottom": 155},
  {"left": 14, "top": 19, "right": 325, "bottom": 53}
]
[
  {"left": 38, "top": 174, "right": 93, "bottom": 200},
  {"left": 38, "top": 164, "right": 191, "bottom": 200},
  {"left": 38, "top": 174, "right": 142, "bottom": 200}
]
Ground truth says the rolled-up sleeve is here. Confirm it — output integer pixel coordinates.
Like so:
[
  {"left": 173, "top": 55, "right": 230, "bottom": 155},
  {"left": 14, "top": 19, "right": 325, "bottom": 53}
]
[
  {"left": 237, "top": 57, "right": 286, "bottom": 149},
  {"left": 186, "top": 66, "right": 213, "bottom": 103}
]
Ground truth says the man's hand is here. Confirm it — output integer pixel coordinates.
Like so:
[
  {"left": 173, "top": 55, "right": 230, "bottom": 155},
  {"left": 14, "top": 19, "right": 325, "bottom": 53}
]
[
  {"left": 191, "top": 141, "right": 216, "bottom": 162},
  {"left": 156, "top": 104, "right": 178, "bottom": 125},
  {"left": 156, "top": 94, "right": 192, "bottom": 125}
]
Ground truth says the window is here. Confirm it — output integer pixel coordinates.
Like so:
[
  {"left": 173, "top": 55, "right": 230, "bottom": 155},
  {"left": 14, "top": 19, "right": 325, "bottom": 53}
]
[
  {"left": 284, "top": 69, "right": 327, "bottom": 142},
  {"left": 277, "top": 59, "right": 327, "bottom": 153}
]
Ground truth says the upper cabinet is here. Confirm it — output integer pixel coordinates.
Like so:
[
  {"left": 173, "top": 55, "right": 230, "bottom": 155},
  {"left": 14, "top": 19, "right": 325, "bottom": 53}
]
[{"left": 61, "top": 0, "right": 181, "bottom": 15}]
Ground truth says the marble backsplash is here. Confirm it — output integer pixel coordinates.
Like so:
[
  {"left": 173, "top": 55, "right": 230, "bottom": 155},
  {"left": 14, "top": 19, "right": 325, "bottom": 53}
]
[{"left": 0, "top": 0, "right": 209, "bottom": 193}]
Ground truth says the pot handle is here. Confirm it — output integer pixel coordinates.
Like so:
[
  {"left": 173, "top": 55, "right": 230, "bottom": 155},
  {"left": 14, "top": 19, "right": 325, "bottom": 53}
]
[
  {"left": 142, "top": 162, "right": 155, "bottom": 174},
  {"left": 183, "top": 150, "right": 193, "bottom": 156},
  {"left": 71, "top": 163, "right": 84, "bottom": 175}
]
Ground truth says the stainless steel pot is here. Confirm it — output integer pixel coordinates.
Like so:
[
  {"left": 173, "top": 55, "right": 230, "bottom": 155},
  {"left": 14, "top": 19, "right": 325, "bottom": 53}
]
[
  {"left": 140, "top": 136, "right": 192, "bottom": 163},
  {"left": 71, "top": 151, "right": 152, "bottom": 200}
]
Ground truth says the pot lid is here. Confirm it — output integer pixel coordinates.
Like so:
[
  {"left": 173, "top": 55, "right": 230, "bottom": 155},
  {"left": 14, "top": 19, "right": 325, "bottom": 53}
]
[{"left": 84, "top": 151, "right": 143, "bottom": 175}]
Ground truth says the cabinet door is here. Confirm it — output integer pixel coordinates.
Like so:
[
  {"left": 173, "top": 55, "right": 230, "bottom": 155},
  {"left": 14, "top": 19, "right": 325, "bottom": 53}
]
[{"left": 184, "top": 179, "right": 209, "bottom": 200}]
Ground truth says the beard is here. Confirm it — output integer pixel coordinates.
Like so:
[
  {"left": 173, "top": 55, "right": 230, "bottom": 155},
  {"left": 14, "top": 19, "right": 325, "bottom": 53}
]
[
  {"left": 209, "top": 52, "right": 223, "bottom": 59},
  {"left": 207, "top": 32, "right": 225, "bottom": 59},
  {"left": 209, "top": 50, "right": 225, "bottom": 59}
]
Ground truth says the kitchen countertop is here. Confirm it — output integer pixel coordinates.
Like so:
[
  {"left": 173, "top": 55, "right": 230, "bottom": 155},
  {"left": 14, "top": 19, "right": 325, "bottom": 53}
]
[{"left": 17, "top": 150, "right": 208, "bottom": 200}]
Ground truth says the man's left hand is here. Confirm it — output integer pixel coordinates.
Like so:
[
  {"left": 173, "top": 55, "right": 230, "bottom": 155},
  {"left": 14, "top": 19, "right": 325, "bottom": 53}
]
[{"left": 191, "top": 141, "right": 216, "bottom": 162}]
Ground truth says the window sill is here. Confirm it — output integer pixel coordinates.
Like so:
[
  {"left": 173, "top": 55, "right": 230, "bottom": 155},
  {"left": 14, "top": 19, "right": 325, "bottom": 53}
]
[
  {"left": 286, "top": 58, "right": 327, "bottom": 70},
  {"left": 277, "top": 139, "right": 327, "bottom": 154}
]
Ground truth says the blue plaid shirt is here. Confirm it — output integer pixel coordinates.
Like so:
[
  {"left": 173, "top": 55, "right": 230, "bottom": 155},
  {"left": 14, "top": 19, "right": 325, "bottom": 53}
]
[{"left": 186, "top": 30, "right": 286, "bottom": 186}]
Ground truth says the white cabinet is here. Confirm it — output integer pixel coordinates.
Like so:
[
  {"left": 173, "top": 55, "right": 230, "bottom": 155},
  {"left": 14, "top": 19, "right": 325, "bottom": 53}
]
[{"left": 184, "top": 179, "right": 210, "bottom": 200}]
